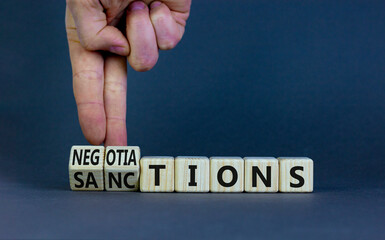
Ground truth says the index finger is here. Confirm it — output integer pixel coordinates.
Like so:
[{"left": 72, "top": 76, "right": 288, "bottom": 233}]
[{"left": 66, "top": 7, "right": 106, "bottom": 145}]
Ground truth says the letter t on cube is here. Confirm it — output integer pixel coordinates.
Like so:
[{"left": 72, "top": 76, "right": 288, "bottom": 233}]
[{"left": 140, "top": 157, "right": 174, "bottom": 192}]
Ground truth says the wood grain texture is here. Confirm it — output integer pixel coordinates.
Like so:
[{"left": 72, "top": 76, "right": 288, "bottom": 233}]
[
  {"left": 104, "top": 146, "right": 140, "bottom": 191},
  {"left": 175, "top": 156, "right": 209, "bottom": 192},
  {"left": 244, "top": 157, "right": 278, "bottom": 192},
  {"left": 210, "top": 157, "right": 244, "bottom": 192},
  {"left": 69, "top": 146, "right": 105, "bottom": 191},
  {"left": 140, "top": 156, "right": 174, "bottom": 192},
  {"left": 278, "top": 157, "right": 313, "bottom": 192}
]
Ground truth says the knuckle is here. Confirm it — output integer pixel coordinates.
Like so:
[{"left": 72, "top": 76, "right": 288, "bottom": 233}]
[
  {"left": 67, "top": 0, "right": 83, "bottom": 7},
  {"left": 66, "top": 29, "right": 79, "bottom": 42},
  {"left": 151, "top": 13, "right": 168, "bottom": 26},
  {"left": 104, "top": 81, "right": 126, "bottom": 94},
  {"left": 81, "top": 36, "right": 99, "bottom": 51},
  {"left": 82, "top": 0, "right": 98, "bottom": 7},
  {"left": 81, "top": 38, "right": 94, "bottom": 50},
  {"left": 152, "top": 5, "right": 168, "bottom": 15},
  {"left": 73, "top": 70, "right": 102, "bottom": 83}
]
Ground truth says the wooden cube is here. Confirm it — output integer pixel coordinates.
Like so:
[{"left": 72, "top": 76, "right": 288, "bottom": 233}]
[
  {"left": 244, "top": 157, "right": 278, "bottom": 192},
  {"left": 175, "top": 156, "right": 210, "bottom": 192},
  {"left": 278, "top": 157, "right": 313, "bottom": 192},
  {"left": 210, "top": 157, "right": 244, "bottom": 192},
  {"left": 104, "top": 146, "right": 140, "bottom": 191},
  {"left": 140, "top": 156, "right": 174, "bottom": 192},
  {"left": 69, "top": 146, "right": 105, "bottom": 191}
]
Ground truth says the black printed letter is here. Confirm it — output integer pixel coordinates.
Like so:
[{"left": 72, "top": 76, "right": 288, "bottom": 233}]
[
  {"left": 290, "top": 166, "right": 304, "bottom": 188},
  {"left": 252, "top": 166, "right": 271, "bottom": 187},
  {"left": 85, "top": 172, "right": 98, "bottom": 188},
  {"left": 123, "top": 172, "right": 135, "bottom": 189},
  {"left": 188, "top": 165, "right": 197, "bottom": 186},
  {"left": 149, "top": 165, "right": 166, "bottom": 186},
  {"left": 74, "top": 172, "right": 84, "bottom": 188},
  {"left": 217, "top": 166, "right": 238, "bottom": 187}
]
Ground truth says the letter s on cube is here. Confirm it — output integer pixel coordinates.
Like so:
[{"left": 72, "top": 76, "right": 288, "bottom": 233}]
[
  {"left": 69, "top": 146, "right": 105, "bottom": 191},
  {"left": 278, "top": 157, "right": 313, "bottom": 192}
]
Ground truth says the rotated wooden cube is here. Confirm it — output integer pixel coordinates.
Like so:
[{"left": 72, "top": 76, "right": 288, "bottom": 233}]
[
  {"left": 244, "top": 157, "right": 279, "bottom": 192},
  {"left": 69, "top": 146, "right": 105, "bottom": 191},
  {"left": 278, "top": 157, "right": 313, "bottom": 192},
  {"left": 175, "top": 156, "right": 210, "bottom": 192},
  {"left": 210, "top": 157, "right": 244, "bottom": 192},
  {"left": 104, "top": 146, "right": 140, "bottom": 191},
  {"left": 140, "top": 156, "right": 174, "bottom": 192}
]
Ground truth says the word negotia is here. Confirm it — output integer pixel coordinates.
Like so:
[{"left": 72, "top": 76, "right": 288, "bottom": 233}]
[{"left": 69, "top": 146, "right": 313, "bottom": 193}]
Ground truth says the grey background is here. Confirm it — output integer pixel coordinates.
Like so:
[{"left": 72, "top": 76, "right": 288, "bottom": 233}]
[{"left": 0, "top": 0, "right": 384, "bottom": 239}]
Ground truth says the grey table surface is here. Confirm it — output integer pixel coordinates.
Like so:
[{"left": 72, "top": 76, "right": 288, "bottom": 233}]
[
  {"left": 1, "top": 183, "right": 384, "bottom": 239},
  {"left": 0, "top": 0, "right": 384, "bottom": 239}
]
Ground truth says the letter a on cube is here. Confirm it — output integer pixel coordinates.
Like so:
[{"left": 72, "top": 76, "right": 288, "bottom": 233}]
[
  {"left": 175, "top": 156, "right": 209, "bottom": 192},
  {"left": 140, "top": 157, "right": 174, "bottom": 192},
  {"left": 278, "top": 157, "right": 313, "bottom": 192},
  {"left": 104, "top": 146, "right": 140, "bottom": 191},
  {"left": 69, "top": 146, "right": 105, "bottom": 191}
]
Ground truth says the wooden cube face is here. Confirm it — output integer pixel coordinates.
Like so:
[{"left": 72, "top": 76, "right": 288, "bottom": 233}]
[
  {"left": 175, "top": 156, "right": 210, "bottom": 192},
  {"left": 69, "top": 146, "right": 105, "bottom": 191},
  {"left": 210, "top": 157, "right": 244, "bottom": 192},
  {"left": 140, "top": 157, "right": 174, "bottom": 192},
  {"left": 244, "top": 157, "right": 278, "bottom": 192},
  {"left": 278, "top": 157, "right": 313, "bottom": 192},
  {"left": 104, "top": 146, "right": 140, "bottom": 191}
]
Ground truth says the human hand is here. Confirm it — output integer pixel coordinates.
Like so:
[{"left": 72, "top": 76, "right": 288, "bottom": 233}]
[{"left": 65, "top": 0, "right": 191, "bottom": 146}]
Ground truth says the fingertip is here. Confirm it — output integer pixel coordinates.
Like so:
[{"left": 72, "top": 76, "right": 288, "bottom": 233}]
[
  {"left": 129, "top": 1, "right": 147, "bottom": 11},
  {"left": 128, "top": 55, "right": 158, "bottom": 72},
  {"left": 86, "top": 135, "right": 105, "bottom": 146},
  {"left": 157, "top": 34, "right": 179, "bottom": 50},
  {"left": 82, "top": 126, "right": 105, "bottom": 146},
  {"left": 149, "top": 3, "right": 181, "bottom": 50},
  {"left": 78, "top": 106, "right": 106, "bottom": 145},
  {"left": 150, "top": 1, "right": 162, "bottom": 9},
  {"left": 104, "top": 120, "right": 127, "bottom": 146},
  {"left": 81, "top": 26, "right": 130, "bottom": 56},
  {"left": 102, "top": 26, "right": 130, "bottom": 56},
  {"left": 109, "top": 45, "right": 130, "bottom": 56}
]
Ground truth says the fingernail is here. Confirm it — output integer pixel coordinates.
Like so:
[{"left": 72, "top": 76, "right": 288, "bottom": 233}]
[
  {"left": 150, "top": 1, "right": 161, "bottom": 9},
  {"left": 130, "top": 1, "right": 146, "bottom": 11},
  {"left": 110, "top": 46, "right": 127, "bottom": 55}
]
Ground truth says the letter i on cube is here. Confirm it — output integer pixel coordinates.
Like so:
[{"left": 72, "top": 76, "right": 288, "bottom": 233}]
[{"left": 175, "top": 156, "right": 210, "bottom": 192}]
